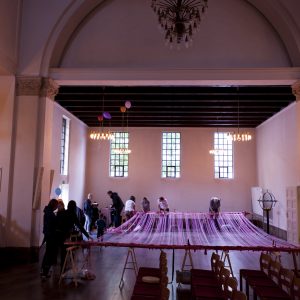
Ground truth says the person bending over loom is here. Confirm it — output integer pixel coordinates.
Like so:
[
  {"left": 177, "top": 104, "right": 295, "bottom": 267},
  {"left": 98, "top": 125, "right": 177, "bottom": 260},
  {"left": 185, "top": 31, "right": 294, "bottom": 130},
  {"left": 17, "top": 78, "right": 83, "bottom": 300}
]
[
  {"left": 209, "top": 196, "right": 221, "bottom": 214},
  {"left": 141, "top": 197, "right": 150, "bottom": 213},
  {"left": 158, "top": 196, "right": 169, "bottom": 213}
]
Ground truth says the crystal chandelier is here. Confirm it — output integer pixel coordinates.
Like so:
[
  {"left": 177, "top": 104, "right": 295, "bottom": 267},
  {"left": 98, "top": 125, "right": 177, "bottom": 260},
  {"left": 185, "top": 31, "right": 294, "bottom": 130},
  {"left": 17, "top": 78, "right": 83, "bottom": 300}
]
[
  {"left": 89, "top": 87, "right": 114, "bottom": 141},
  {"left": 89, "top": 130, "right": 114, "bottom": 141},
  {"left": 151, "top": 0, "right": 208, "bottom": 48},
  {"left": 227, "top": 88, "right": 252, "bottom": 142}
]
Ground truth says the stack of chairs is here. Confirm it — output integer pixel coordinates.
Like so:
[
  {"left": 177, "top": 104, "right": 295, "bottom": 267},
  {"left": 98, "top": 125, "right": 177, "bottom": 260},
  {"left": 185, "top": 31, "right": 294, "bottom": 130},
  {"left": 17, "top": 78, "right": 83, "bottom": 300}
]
[
  {"left": 240, "top": 251, "right": 296, "bottom": 299},
  {"left": 191, "top": 252, "right": 239, "bottom": 299},
  {"left": 131, "top": 250, "right": 169, "bottom": 300}
]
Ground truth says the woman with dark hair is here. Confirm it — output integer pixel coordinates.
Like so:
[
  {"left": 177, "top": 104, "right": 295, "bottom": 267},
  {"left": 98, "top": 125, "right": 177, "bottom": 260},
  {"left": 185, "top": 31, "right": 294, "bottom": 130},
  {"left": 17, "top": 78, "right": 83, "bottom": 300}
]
[
  {"left": 41, "top": 198, "right": 58, "bottom": 278},
  {"left": 57, "top": 200, "right": 91, "bottom": 270}
]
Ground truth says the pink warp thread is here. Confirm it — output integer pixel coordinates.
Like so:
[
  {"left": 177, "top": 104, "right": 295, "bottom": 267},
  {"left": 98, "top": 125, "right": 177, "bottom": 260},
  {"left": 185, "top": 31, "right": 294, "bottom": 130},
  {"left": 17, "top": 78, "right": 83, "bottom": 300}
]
[{"left": 68, "top": 212, "right": 300, "bottom": 252}]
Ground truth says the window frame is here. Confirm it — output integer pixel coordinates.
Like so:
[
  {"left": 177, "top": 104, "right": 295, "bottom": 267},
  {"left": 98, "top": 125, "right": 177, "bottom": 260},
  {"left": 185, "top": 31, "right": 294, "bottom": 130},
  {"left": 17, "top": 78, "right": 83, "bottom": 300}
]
[
  {"left": 109, "top": 132, "right": 130, "bottom": 178},
  {"left": 60, "top": 116, "right": 70, "bottom": 176},
  {"left": 161, "top": 132, "right": 181, "bottom": 178},
  {"left": 213, "top": 132, "right": 233, "bottom": 179}
]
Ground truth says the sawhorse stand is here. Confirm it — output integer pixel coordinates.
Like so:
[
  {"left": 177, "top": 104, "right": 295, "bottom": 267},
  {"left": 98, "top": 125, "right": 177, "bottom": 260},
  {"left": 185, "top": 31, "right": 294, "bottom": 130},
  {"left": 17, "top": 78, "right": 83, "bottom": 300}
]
[
  {"left": 119, "top": 248, "right": 138, "bottom": 288},
  {"left": 221, "top": 250, "right": 233, "bottom": 276},
  {"left": 59, "top": 245, "right": 91, "bottom": 287},
  {"left": 59, "top": 246, "right": 80, "bottom": 287},
  {"left": 181, "top": 249, "right": 194, "bottom": 271}
]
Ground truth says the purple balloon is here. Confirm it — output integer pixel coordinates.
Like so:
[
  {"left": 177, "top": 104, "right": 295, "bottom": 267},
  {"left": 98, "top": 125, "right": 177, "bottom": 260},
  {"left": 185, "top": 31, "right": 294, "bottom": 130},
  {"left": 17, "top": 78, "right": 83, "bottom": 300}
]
[
  {"left": 125, "top": 101, "right": 131, "bottom": 109},
  {"left": 103, "top": 111, "right": 112, "bottom": 119}
]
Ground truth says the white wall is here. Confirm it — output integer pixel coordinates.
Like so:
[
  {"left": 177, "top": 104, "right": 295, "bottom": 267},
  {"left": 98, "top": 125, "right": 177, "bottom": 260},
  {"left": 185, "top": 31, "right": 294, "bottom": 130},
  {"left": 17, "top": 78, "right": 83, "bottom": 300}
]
[
  {"left": 85, "top": 127, "right": 257, "bottom": 213},
  {"left": 50, "top": 103, "right": 87, "bottom": 209},
  {"left": 256, "top": 102, "right": 300, "bottom": 231},
  {"left": 0, "top": 1, "right": 20, "bottom": 74},
  {"left": 61, "top": 0, "right": 290, "bottom": 68},
  {"left": 0, "top": 77, "right": 16, "bottom": 247}
]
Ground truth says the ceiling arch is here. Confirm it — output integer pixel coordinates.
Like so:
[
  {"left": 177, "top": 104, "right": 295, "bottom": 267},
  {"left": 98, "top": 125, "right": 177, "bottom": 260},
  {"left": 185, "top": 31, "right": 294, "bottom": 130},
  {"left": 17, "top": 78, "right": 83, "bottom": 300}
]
[{"left": 41, "top": 0, "right": 300, "bottom": 77}]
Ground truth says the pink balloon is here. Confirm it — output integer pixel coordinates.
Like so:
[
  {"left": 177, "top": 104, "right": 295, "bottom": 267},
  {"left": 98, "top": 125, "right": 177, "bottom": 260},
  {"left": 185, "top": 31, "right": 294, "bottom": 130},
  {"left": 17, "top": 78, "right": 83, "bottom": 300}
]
[
  {"left": 125, "top": 101, "right": 131, "bottom": 109},
  {"left": 103, "top": 111, "right": 112, "bottom": 119}
]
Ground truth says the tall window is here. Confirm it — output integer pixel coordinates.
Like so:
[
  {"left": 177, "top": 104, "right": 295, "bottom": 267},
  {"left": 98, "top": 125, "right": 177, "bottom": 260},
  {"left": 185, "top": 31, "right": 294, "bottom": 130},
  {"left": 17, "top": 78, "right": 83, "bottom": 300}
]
[
  {"left": 213, "top": 132, "right": 233, "bottom": 179},
  {"left": 60, "top": 116, "right": 70, "bottom": 175},
  {"left": 110, "top": 132, "right": 129, "bottom": 177},
  {"left": 162, "top": 132, "right": 180, "bottom": 178}
]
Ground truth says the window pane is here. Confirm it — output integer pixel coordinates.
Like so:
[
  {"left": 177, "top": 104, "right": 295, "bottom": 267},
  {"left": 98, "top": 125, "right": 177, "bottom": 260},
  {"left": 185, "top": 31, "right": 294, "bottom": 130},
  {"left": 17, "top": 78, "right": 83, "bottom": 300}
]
[
  {"left": 213, "top": 132, "right": 234, "bottom": 179},
  {"left": 161, "top": 132, "right": 180, "bottom": 178},
  {"left": 109, "top": 132, "right": 130, "bottom": 177}
]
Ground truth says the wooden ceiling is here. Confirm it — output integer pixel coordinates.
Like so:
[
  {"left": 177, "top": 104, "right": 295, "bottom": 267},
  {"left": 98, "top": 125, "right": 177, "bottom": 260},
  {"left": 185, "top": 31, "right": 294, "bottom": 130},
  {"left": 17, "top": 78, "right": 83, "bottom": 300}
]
[{"left": 55, "top": 85, "right": 295, "bottom": 128}]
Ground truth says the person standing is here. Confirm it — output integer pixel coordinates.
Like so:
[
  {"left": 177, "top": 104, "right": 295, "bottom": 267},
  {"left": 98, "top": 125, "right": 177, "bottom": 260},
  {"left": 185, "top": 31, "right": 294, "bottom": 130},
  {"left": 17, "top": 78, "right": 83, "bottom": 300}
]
[
  {"left": 57, "top": 200, "right": 91, "bottom": 271},
  {"left": 124, "top": 196, "right": 136, "bottom": 221},
  {"left": 41, "top": 198, "right": 58, "bottom": 278},
  {"left": 83, "top": 193, "right": 93, "bottom": 233},
  {"left": 157, "top": 196, "right": 169, "bottom": 213},
  {"left": 107, "top": 191, "right": 124, "bottom": 227},
  {"left": 141, "top": 197, "right": 150, "bottom": 213}
]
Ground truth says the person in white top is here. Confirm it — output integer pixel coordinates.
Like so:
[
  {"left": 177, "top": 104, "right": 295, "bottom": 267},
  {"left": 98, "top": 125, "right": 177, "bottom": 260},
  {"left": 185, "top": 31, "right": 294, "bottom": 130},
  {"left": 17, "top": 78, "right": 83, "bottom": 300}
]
[
  {"left": 124, "top": 195, "right": 136, "bottom": 221},
  {"left": 158, "top": 196, "right": 169, "bottom": 213}
]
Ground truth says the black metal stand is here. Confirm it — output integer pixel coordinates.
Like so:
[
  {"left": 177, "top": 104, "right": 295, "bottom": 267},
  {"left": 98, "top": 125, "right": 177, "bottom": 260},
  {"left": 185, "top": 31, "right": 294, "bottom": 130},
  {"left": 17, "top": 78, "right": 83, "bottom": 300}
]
[{"left": 266, "top": 209, "right": 270, "bottom": 234}]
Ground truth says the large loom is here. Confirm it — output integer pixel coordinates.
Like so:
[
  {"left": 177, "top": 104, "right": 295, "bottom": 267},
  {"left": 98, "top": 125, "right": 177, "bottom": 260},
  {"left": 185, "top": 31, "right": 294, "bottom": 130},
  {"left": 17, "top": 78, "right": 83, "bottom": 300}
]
[{"left": 86, "top": 212, "right": 299, "bottom": 252}]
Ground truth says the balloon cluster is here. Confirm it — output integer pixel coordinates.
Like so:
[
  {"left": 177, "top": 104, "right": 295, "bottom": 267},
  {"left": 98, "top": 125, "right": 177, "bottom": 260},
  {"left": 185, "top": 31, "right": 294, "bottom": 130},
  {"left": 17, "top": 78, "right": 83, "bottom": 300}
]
[
  {"left": 120, "top": 100, "right": 131, "bottom": 113},
  {"left": 97, "top": 101, "right": 132, "bottom": 122}
]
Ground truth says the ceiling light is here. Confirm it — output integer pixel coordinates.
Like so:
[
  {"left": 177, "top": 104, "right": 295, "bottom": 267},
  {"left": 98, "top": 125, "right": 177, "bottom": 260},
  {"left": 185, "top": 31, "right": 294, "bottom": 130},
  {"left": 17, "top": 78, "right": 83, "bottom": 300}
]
[{"left": 151, "top": 0, "right": 208, "bottom": 48}]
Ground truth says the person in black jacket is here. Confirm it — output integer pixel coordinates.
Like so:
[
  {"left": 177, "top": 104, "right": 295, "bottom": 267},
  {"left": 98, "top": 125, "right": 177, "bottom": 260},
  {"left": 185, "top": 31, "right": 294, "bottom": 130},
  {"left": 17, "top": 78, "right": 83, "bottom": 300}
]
[
  {"left": 107, "top": 191, "right": 124, "bottom": 227},
  {"left": 41, "top": 198, "right": 58, "bottom": 278},
  {"left": 56, "top": 200, "right": 91, "bottom": 272}
]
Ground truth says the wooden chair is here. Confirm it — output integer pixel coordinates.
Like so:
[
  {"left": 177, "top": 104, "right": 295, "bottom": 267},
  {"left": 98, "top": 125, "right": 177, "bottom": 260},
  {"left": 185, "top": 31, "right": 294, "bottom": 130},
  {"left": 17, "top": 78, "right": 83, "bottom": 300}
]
[
  {"left": 191, "top": 260, "right": 225, "bottom": 287},
  {"left": 223, "top": 276, "right": 238, "bottom": 299},
  {"left": 292, "top": 276, "right": 300, "bottom": 300},
  {"left": 191, "top": 266, "right": 231, "bottom": 300},
  {"left": 240, "top": 252, "right": 271, "bottom": 293},
  {"left": 232, "top": 290, "right": 247, "bottom": 300},
  {"left": 191, "top": 252, "right": 220, "bottom": 278},
  {"left": 131, "top": 274, "right": 168, "bottom": 299},
  {"left": 137, "top": 250, "right": 167, "bottom": 279},
  {"left": 252, "top": 265, "right": 293, "bottom": 300}
]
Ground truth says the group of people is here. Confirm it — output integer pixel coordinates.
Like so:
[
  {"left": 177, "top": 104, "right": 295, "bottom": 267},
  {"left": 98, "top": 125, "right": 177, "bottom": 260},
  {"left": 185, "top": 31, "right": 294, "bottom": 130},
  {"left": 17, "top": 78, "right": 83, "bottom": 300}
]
[
  {"left": 41, "top": 199, "right": 91, "bottom": 279},
  {"left": 108, "top": 191, "right": 170, "bottom": 225}
]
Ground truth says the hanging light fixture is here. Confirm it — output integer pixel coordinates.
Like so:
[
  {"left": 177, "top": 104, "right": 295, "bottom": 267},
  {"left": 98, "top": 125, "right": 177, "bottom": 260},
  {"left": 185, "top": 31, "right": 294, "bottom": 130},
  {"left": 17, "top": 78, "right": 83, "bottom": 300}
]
[
  {"left": 227, "top": 87, "right": 252, "bottom": 142},
  {"left": 89, "top": 87, "right": 114, "bottom": 141},
  {"left": 112, "top": 101, "right": 132, "bottom": 154},
  {"left": 151, "top": 0, "right": 208, "bottom": 48}
]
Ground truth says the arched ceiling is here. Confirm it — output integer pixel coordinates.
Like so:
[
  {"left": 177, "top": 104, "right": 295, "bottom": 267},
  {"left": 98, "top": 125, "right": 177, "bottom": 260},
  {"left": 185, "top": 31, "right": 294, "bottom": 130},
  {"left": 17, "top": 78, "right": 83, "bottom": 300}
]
[{"left": 48, "top": 0, "right": 299, "bottom": 128}]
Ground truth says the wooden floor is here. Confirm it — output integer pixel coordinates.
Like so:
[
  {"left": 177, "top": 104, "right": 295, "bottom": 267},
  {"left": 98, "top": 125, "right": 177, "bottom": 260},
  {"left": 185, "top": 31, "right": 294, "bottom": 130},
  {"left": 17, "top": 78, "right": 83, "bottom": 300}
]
[{"left": 0, "top": 243, "right": 297, "bottom": 300}]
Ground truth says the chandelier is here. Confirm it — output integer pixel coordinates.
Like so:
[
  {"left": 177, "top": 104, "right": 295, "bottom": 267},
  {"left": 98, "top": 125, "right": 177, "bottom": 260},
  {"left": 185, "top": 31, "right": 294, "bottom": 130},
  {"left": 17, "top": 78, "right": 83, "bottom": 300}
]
[
  {"left": 227, "top": 88, "right": 252, "bottom": 142},
  {"left": 89, "top": 87, "right": 114, "bottom": 141},
  {"left": 89, "top": 130, "right": 114, "bottom": 141},
  {"left": 151, "top": 0, "right": 208, "bottom": 48}
]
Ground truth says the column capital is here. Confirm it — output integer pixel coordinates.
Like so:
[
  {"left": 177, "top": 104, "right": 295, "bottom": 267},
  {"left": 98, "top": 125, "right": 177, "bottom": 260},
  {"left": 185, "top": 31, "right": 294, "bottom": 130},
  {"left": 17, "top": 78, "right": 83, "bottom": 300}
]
[
  {"left": 16, "top": 76, "right": 59, "bottom": 99},
  {"left": 16, "top": 76, "right": 42, "bottom": 96},
  {"left": 292, "top": 80, "right": 300, "bottom": 101},
  {"left": 40, "top": 77, "right": 59, "bottom": 99}
]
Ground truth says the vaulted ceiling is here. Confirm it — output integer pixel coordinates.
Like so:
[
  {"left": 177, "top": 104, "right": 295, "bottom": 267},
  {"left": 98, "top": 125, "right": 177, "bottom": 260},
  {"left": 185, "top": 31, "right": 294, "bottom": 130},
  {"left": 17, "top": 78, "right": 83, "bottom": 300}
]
[{"left": 55, "top": 85, "right": 295, "bottom": 128}]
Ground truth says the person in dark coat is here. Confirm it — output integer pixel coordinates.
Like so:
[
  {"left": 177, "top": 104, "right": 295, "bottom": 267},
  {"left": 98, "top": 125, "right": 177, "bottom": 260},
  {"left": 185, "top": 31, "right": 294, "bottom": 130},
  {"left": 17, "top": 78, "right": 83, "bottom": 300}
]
[
  {"left": 56, "top": 200, "right": 91, "bottom": 272},
  {"left": 107, "top": 191, "right": 124, "bottom": 227},
  {"left": 41, "top": 198, "right": 58, "bottom": 278}
]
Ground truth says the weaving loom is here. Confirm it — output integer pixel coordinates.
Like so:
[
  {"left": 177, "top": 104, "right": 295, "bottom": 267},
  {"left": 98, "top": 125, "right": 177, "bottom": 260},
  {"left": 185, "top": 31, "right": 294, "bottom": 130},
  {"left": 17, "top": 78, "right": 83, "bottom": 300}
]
[{"left": 70, "top": 212, "right": 300, "bottom": 253}]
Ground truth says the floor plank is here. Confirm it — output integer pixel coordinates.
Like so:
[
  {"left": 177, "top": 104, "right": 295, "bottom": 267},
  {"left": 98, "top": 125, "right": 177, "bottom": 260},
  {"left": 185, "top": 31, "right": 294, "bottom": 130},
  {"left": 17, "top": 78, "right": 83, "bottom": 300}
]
[{"left": 0, "top": 245, "right": 297, "bottom": 300}]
